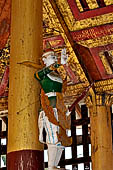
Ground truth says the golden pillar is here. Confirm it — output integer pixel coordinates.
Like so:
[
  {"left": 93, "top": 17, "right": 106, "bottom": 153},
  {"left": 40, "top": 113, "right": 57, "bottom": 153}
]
[
  {"left": 7, "top": 0, "right": 43, "bottom": 169},
  {"left": 86, "top": 93, "right": 112, "bottom": 170}
]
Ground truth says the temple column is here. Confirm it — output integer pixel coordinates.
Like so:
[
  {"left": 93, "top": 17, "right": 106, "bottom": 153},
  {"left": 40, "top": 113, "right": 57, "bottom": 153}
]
[
  {"left": 86, "top": 93, "right": 112, "bottom": 170},
  {"left": 7, "top": 0, "right": 44, "bottom": 169}
]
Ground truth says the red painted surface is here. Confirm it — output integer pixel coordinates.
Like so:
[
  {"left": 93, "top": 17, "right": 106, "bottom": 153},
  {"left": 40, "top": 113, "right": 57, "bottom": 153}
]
[
  {"left": 0, "top": 0, "right": 11, "bottom": 49},
  {"left": 43, "top": 35, "right": 65, "bottom": 49},
  {"left": 75, "top": 43, "right": 113, "bottom": 81},
  {"left": 71, "top": 24, "right": 113, "bottom": 41},
  {"left": 75, "top": 43, "right": 102, "bottom": 81},
  {"left": 7, "top": 150, "right": 44, "bottom": 170},
  {"left": 90, "top": 44, "right": 113, "bottom": 79},
  {"left": 0, "top": 66, "right": 9, "bottom": 96},
  {"left": 43, "top": 23, "right": 113, "bottom": 46},
  {"left": 67, "top": 0, "right": 113, "bottom": 20}
]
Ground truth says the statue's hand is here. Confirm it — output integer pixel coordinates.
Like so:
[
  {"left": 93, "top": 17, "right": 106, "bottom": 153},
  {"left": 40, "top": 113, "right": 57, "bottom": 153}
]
[{"left": 61, "top": 48, "right": 68, "bottom": 65}]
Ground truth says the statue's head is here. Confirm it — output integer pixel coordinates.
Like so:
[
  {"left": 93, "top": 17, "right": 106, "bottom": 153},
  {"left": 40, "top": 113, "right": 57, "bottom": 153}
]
[{"left": 42, "top": 48, "right": 57, "bottom": 67}]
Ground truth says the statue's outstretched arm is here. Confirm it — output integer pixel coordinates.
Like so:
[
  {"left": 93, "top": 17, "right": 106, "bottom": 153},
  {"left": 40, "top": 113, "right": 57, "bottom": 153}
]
[{"left": 34, "top": 63, "right": 60, "bottom": 80}]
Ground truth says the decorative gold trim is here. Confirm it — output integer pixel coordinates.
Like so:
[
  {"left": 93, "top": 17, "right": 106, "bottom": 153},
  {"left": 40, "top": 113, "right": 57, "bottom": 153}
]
[
  {"left": 99, "top": 51, "right": 113, "bottom": 75},
  {"left": 85, "top": 95, "right": 93, "bottom": 108},
  {"left": 75, "top": 0, "right": 83, "bottom": 12},
  {"left": 94, "top": 79, "right": 113, "bottom": 93},
  {"left": 86, "top": 93, "right": 112, "bottom": 106},
  {"left": 104, "top": 0, "right": 113, "bottom": 6},
  {"left": 72, "top": 13, "right": 113, "bottom": 31},
  {"left": 78, "top": 34, "right": 113, "bottom": 48},
  {"left": 86, "top": 0, "right": 98, "bottom": 9}
]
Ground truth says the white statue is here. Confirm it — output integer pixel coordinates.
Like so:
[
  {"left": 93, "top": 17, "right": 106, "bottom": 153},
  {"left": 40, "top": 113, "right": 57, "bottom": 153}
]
[{"left": 34, "top": 48, "right": 71, "bottom": 170}]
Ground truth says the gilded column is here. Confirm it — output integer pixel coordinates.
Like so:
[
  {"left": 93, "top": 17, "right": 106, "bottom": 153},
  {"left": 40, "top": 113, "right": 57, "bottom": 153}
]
[
  {"left": 7, "top": 0, "right": 44, "bottom": 169},
  {"left": 86, "top": 93, "right": 112, "bottom": 170}
]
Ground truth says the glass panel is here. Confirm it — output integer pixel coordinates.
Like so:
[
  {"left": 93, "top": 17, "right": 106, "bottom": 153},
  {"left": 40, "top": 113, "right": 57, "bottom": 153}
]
[
  {"left": 1, "top": 139, "right": 6, "bottom": 145},
  {"left": 89, "top": 144, "right": 91, "bottom": 156},
  {"left": 65, "top": 147, "right": 72, "bottom": 159},
  {"left": 67, "top": 129, "right": 71, "bottom": 137},
  {"left": 78, "top": 163, "right": 84, "bottom": 170},
  {"left": 76, "top": 127, "right": 82, "bottom": 135},
  {"left": 77, "top": 145, "right": 83, "bottom": 158},
  {"left": 44, "top": 150, "right": 48, "bottom": 162},
  {"left": 1, "top": 155, "right": 6, "bottom": 167},
  {"left": 90, "top": 162, "right": 92, "bottom": 170},
  {"left": 65, "top": 165, "right": 72, "bottom": 170}
]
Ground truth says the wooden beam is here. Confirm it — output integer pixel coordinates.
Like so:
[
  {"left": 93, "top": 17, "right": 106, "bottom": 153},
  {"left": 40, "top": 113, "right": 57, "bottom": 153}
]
[
  {"left": 72, "top": 117, "right": 90, "bottom": 126},
  {"left": 71, "top": 107, "right": 78, "bottom": 169},
  {"left": 89, "top": 94, "right": 112, "bottom": 170},
  {"left": 0, "top": 131, "right": 7, "bottom": 138},
  {"left": 76, "top": 104, "right": 82, "bottom": 119},
  {"left": 81, "top": 105, "right": 90, "bottom": 170},
  {"left": 0, "top": 145, "right": 7, "bottom": 155},
  {"left": 75, "top": 44, "right": 102, "bottom": 81},
  {"left": 59, "top": 156, "right": 91, "bottom": 166}
]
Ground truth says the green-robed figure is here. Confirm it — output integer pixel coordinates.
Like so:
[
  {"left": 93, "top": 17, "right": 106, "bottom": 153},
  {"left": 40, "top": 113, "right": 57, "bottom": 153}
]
[{"left": 34, "top": 48, "right": 71, "bottom": 170}]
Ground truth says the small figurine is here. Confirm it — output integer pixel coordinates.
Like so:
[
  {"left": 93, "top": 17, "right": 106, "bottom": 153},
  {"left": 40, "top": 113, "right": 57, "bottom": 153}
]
[{"left": 34, "top": 47, "right": 71, "bottom": 170}]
